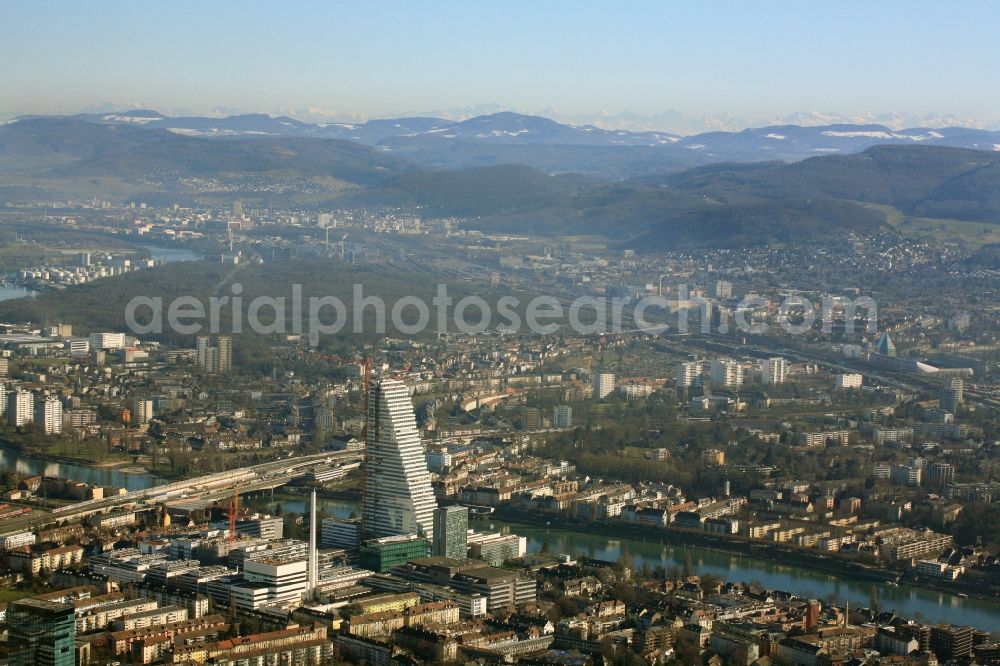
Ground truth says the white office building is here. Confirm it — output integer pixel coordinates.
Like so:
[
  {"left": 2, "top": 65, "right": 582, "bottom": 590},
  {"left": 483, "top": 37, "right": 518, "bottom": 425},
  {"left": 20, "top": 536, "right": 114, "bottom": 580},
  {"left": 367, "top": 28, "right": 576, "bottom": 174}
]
[
  {"left": 238, "top": 557, "right": 308, "bottom": 609},
  {"left": 321, "top": 518, "right": 361, "bottom": 550},
  {"left": 89, "top": 332, "right": 126, "bottom": 350},
  {"left": 592, "top": 373, "right": 615, "bottom": 400},
  {"left": 65, "top": 338, "right": 90, "bottom": 356},
  {"left": 761, "top": 357, "right": 787, "bottom": 385},
  {"left": 835, "top": 373, "right": 864, "bottom": 389},
  {"left": 362, "top": 378, "right": 437, "bottom": 541}
]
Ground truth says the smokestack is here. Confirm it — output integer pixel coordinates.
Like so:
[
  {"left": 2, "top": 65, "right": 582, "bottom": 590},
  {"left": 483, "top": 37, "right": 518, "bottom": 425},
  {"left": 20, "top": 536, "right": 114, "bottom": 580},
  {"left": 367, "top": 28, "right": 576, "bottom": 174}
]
[{"left": 308, "top": 489, "right": 318, "bottom": 595}]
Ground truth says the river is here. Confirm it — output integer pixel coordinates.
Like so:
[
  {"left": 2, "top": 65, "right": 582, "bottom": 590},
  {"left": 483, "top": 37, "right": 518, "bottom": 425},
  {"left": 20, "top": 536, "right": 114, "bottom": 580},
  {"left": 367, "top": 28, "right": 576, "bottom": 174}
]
[
  {"left": 0, "top": 243, "right": 201, "bottom": 304},
  {"left": 240, "top": 495, "right": 1000, "bottom": 630},
  {"left": 1, "top": 449, "right": 997, "bottom": 630},
  {"left": 230, "top": 492, "right": 1000, "bottom": 630},
  {"left": 483, "top": 518, "right": 1000, "bottom": 631},
  {"left": 141, "top": 245, "right": 203, "bottom": 263},
  {"left": 0, "top": 450, "right": 162, "bottom": 492},
  {"left": 0, "top": 285, "right": 36, "bottom": 303}
]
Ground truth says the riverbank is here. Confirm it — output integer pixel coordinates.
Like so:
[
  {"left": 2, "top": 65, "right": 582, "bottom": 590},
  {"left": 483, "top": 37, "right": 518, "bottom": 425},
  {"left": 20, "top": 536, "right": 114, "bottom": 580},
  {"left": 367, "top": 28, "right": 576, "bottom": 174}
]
[
  {"left": 490, "top": 509, "right": 998, "bottom": 605},
  {"left": 0, "top": 447, "right": 160, "bottom": 492},
  {"left": 0, "top": 441, "right": 133, "bottom": 469}
]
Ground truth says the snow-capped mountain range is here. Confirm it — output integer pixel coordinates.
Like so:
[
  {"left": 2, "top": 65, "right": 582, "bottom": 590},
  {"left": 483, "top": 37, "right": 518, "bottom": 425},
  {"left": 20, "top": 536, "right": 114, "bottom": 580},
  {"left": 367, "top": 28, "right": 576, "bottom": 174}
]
[
  {"left": 40, "top": 108, "right": 1000, "bottom": 155},
  {"left": 5, "top": 109, "right": 1000, "bottom": 180}
]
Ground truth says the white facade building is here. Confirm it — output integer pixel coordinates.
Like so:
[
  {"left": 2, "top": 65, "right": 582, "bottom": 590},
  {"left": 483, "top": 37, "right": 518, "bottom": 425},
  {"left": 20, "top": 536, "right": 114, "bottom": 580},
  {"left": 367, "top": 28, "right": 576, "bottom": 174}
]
[
  {"left": 676, "top": 361, "right": 702, "bottom": 389},
  {"left": 131, "top": 398, "right": 154, "bottom": 425},
  {"left": 553, "top": 405, "right": 573, "bottom": 428},
  {"left": 709, "top": 359, "right": 743, "bottom": 388},
  {"left": 35, "top": 396, "right": 63, "bottom": 434},
  {"left": 890, "top": 464, "right": 922, "bottom": 487},
  {"left": 592, "top": 373, "right": 615, "bottom": 400},
  {"left": 89, "top": 332, "right": 126, "bottom": 350},
  {"left": 761, "top": 357, "right": 787, "bottom": 385},
  {"left": 0, "top": 531, "right": 36, "bottom": 550},
  {"left": 835, "top": 373, "right": 864, "bottom": 389},
  {"left": 362, "top": 378, "right": 438, "bottom": 541},
  {"left": 240, "top": 557, "right": 308, "bottom": 609},
  {"left": 7, "top": 391, "right": 33, "bottom": 426}
]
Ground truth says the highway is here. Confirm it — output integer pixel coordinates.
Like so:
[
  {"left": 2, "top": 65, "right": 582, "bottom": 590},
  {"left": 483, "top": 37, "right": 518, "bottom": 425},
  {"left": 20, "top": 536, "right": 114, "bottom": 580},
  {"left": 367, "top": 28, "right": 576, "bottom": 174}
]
[{"left": 0, "top": 451, "right": 363, "bottom": 534}]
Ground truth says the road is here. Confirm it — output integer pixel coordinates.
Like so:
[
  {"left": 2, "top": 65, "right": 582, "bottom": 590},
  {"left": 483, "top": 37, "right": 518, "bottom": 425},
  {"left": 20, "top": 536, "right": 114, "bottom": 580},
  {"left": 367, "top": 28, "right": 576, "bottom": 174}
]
[{"left": 0, "top": 451, "right": 362, "bottom": 534}]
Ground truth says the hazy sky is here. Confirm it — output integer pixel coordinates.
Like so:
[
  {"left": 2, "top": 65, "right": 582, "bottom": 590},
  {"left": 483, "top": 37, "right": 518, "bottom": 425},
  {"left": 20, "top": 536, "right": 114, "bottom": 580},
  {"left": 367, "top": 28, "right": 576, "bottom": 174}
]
[{"left": 4, "top": 0, "right": 999, "bottom": 125}]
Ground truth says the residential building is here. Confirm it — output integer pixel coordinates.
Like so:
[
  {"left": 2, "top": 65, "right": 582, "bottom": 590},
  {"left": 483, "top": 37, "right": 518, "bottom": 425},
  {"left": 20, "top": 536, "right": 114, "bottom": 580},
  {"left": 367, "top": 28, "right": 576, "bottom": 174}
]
[
  {"left": 131, "top": 398, "right": 154, "bottom": 426},
  {"left": 710, "top": 359, "right": 743, "bottom": 388},
  {"left": 35, "top": 396, "right": 62, "bottom": 434},
  {"left": 930, "top": 624, "right": 974, "bottom": 661},
  {"left": 676, "top": 361, "right": 702, "bottom": 389},
  {"left": 553, "top": 405, "right": 573, "bottom": 428},
  {"left": 762, "top": 357, "right": 787, "bottom": 385},
  {"left": 7, "top": 390, "right": 33, "bottom": 427},
  {"left": 929, "top": 462, "right": 956, "bottom": 488},
  {"left": 592, "top": 372, "right": 615, "bottom": 400},
  {"left": 703, "top": 449, "right": 725, "bottom": 465},
  {"left": 196, "top": 335, "right": 232, "bottom": 373},
  {"left": 940, "top": 377, "right": 964, "bottom": 413},
  {"left": 890, "top": 463, "right": 922, "bottom": 487}
]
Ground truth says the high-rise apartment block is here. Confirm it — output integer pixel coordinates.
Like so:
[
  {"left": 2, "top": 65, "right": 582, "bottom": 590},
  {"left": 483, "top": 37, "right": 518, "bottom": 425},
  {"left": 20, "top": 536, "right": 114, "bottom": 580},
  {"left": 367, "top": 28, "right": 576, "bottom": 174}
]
[
  {"left": 709, "top": 359, "right": 743, "bottom": 388},
  {"left": 7, "top": 391, "right": 33, "bottom": 427},
  {"left": 940, "top": 378, "right": 964, "bottom": 413},
  {"left": 761, "top": 357, "right": 787, "bottom": 385},
  {"left": 676, "top": 361, "right": 702, "bottom": 389},
  {"left": 35, "top": 396, "right": 62, "bottom": 435},
  {"left": 196, "top": 335, "right": 233, "bottom": 373},
  {"left": 592, "top": 373, "right": 615, "bottom": 400},
  {"left": 553, "top": 405, "right": 573, "bottom": 428}
]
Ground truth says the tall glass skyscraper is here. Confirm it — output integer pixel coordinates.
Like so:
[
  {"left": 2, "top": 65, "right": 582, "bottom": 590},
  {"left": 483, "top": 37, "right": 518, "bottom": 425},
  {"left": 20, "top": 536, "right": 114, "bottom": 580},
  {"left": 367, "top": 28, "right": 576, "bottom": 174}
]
[
  {"left": 433, "top": 505, "right": 469, "bottom": 559},
  {"left": 5, "top": 599, "right": 76, "bottom": 666},
  {"left": 362, "top": 377, "right": 437, "bottom": 541}
]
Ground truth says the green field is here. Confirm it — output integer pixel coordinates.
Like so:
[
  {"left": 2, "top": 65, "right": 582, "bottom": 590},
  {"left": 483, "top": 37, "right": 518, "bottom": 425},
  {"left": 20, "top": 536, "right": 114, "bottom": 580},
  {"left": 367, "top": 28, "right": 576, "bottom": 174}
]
[{"left": 866, "top": 202, "right": 1000, "bottom": 248}]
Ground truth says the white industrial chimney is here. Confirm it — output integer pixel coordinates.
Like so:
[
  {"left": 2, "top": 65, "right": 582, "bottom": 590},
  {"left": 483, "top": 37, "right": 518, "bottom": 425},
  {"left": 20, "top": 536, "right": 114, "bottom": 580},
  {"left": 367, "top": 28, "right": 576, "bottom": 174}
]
[{"left": 307, "top": 489, "right": 318, "bottom": 594}]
